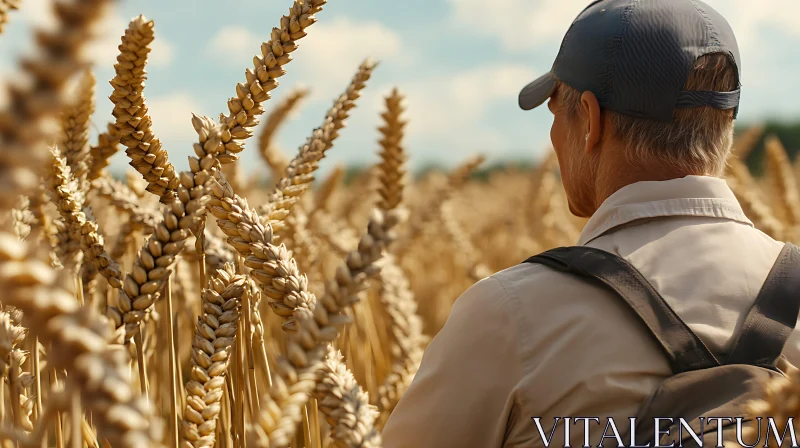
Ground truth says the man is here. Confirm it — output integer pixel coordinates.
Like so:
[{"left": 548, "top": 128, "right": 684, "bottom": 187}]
[{"left": 381, "top": 0, "right": 800, "bottom": 447}]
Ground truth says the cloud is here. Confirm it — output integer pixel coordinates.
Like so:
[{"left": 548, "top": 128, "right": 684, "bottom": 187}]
[
  {"left": 448, "top": 0, "right": 800, "bottom": 54},
  {"left": 445, "top": 0, "right": 800, "bottom": 120},
  {"left": 83, "top": 13, "right": 175, "bottom": 72},
  {"left": 398, "top": 63, "right": 537, "bottom": 158},
  {"left": 447, "top": 0, "right": 589, "bottom": 52},
  {"left": 147, "top": 92, "right": 206, "bottom": 146},
  {"left": 206, "top": 17, "right": 404, "bottom": 102},
  {"left": 18, "top": 0, "right": 56, "bottom": 30}
]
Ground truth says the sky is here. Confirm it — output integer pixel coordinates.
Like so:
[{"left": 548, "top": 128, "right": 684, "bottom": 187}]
[{"left": 1, "top": 0, "right": 800, "bottom": 178}]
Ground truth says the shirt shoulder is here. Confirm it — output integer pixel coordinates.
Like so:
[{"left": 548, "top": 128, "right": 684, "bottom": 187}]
[{"left": 488, "top": 261, "right": 673, "bottom": 439}]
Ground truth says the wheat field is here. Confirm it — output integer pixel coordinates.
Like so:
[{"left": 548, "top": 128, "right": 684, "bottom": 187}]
[{"left": 1, "top": 0, "right": 799, "bottom": 447}]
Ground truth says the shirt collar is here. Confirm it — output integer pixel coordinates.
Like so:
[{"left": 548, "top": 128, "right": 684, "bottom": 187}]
[{"left": 578, "top": 175, "right": 754, "bottom": 246}]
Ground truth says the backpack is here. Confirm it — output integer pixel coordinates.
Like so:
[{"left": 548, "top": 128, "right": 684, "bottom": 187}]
[{"left": 523, "top": 242, "right": 800, "bottom": 448}]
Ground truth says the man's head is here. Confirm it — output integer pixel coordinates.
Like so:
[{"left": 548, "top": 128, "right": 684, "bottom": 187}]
[{"left": 519, "top": 0, "right": 741, "bottom": 217}]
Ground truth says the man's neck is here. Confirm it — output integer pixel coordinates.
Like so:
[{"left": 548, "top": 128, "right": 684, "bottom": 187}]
[{"left": 592, "top": 145, "right": 714, "bottom": 213}]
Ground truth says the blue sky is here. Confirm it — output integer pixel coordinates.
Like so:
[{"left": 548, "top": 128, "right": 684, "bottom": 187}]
[{"left": 2, "top": 0, "right": 800, "bottom": 178}]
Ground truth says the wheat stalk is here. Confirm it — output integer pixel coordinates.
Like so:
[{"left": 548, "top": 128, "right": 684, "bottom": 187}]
[
  {"left": 46, "top": 147, "right": 85, "bottom": 271},
  {"left": 249, "top": 205, "right": 406, "bottom": 447},
  {"left": 208, "top": 0, "right": 327, "bottom": 175}
]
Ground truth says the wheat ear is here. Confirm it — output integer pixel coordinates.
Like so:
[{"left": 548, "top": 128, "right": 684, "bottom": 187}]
[
  {"left": 371, "top": 108, "right": 426, "bottom": 424},
  {"left": 258, "top": 60, "right": 377, "bottom": 232},
  {"left": 106, "top": 152, "right": 217, "bottom": 340},
  {"left": 252, "top": 205, "right": 406, "bottom": 446},
  {"left": 727, "top": 368, "right": 800, "bottom": 448},
  {"left": 258, "top": 86, "right": 310, "bottom": 178},
  {"left": 314, "top": 163, "right": 346, "bottom": 213},
  {"left": 725, "top": 157, "right": 785, "bottom": 240},
  {"left": 110, "top": 16, "right": 180, "bottom": 204},
  {"left": 0, "top": 235, "right": 162, "bottom": 447},
  {"left": 0, "top": 0, "right": 19, "bottom": 33},
  {"left": 0, "top": 0, "right": 111, "bottom": 210},
  {"left": 374, "top": 254, "right": 426, "bottom": 428},
  {"left": 180, "top": 263, "right": 245, "bottom": 448},
  {"left": 88, "top": 124, "right": 122, "bottom": 182},
  {"left": 764, "top": 135, "right": 800, "bottom": 236},
  {"left": 731, "top": 124, "right": 764, "bottom": 159},
  {"left": 61, "top": 69, "right": 95, "bottom": 194},
  {"left": 376, "top": 88, "right": 407, "bottom": 212},
  {"left": 48, "top": 147, "right": 123, "bottom": 288},
  {"left": 94, "top": 175, "right": 160, "bottom": 231},
  {"left": 315, "top": 346, "right": 381, "bottom": 448},
  {"left": 209, "top": 0, "right": 327, "bottom": 171},
  {"left": 397, "top": 155, "right": 485, "bottom": 252},
  {"left": 46, "top": 147, "right": 84, "bottom": 270},
  {"left": 11, "top": 195, "right": 34, "bottom": 241}
]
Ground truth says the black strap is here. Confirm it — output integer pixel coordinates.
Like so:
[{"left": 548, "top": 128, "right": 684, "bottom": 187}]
[
  {"left": 524, "top": 247, "right": 720, "bottom": 374},
  {"left": 675, "top": 89, "right": 741, "bottom": 110},
  {"left": 725, "top": 243, "right": 800, "bottom": 368}
]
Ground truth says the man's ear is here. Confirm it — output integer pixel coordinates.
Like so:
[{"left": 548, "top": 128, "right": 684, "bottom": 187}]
[{"left": 580, "top": 91, "right": 602, "bottom": 153}]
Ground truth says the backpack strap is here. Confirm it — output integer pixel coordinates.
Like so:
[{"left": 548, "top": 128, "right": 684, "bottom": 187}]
[
  {"left": 524, "top": 246, "right": 720, "bottom": 374},
  {"left": 725, "top": 243, "right": 800, "bottom": 368}
]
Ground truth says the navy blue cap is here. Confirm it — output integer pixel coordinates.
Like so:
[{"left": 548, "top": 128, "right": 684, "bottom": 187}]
[{"left": 518, "top": 0, "right": 741, "bottom": 122}]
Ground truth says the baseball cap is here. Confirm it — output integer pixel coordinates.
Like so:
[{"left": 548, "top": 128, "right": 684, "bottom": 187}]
[{"left": 518, "top": 0, "right": 741, "bottom": 122}]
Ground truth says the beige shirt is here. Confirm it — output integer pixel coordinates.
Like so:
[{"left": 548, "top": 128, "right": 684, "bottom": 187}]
[{"left": 381, "top": 175, "right": 797, "bottom": 448}]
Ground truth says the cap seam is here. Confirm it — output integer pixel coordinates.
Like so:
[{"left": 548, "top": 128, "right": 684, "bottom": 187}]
[
  {"left": 688, "top": 0, "right": 721, "bottom": 49},
  {"left": 607, "top": 0, "right": 642, "bottom": 109},
  {"left": 554, "top": 3, "right": 600, "bottom": 70}
]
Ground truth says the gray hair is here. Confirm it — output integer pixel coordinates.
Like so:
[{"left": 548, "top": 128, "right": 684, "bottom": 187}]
[{"left": 558, "top": 53, "right": 737, "bottom": 176}]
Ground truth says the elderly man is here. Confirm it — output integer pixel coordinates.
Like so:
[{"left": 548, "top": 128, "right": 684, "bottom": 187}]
[{"left": 381, "top": 0, "right": 800, "bottom": 447}]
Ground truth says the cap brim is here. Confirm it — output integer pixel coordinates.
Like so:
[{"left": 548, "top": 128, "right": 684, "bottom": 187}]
[{"left": 519, "top": 72, "right": 557, "bottom": 111}]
